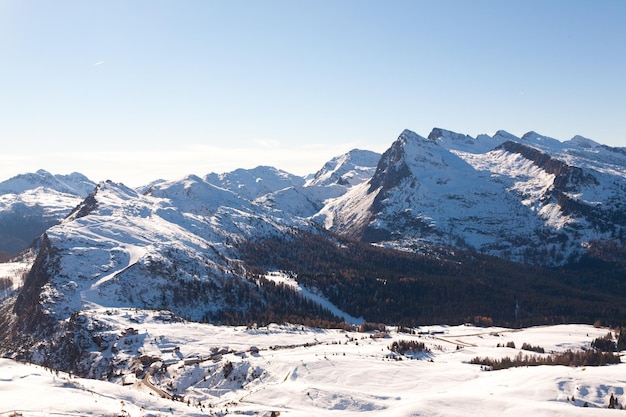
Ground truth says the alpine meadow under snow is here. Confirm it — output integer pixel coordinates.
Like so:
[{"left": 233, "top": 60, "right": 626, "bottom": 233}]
[
  {"left": 1, "top": 319, "right": 625, "bottom": 416},
  {"left": 1, "top": 127, "right": 626, "bottom": 416}
]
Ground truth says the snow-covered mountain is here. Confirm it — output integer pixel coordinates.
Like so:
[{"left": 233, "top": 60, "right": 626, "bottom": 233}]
[
  {"left": 0, "top": 169, "right": 96, "bottom": 254},
  {"left": 24, "top": 177, "right": 313, "bottom": 323},
  {"left": 0, "top": 169, "right": 95, "bottom": 196},
  {"left": 305, "top": 149, "right": 381, "bottom": 188},
  {"left": 321, "top": 128, "right": 626, "bottom": 266},
  {"left": 257, "top": 149, "right": 383, "bottom": 219},
  {"left": 9, "top": 129, "right": 623, "bottom": 268}
]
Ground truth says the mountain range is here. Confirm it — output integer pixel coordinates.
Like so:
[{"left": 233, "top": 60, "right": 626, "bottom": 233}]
[
  {"left": 321, "top": 129, "right": 626, "bottom": 266},
  {"left": 1, "top": 127, "right": 626, "bottom": 377},
  {"left": 3, "top": 128, "right": 625, "bottom": 266}
]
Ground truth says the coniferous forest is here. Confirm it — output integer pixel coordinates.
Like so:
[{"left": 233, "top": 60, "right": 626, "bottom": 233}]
[{"left": 237, "top": 231, "right": 626, "bottom": 327}]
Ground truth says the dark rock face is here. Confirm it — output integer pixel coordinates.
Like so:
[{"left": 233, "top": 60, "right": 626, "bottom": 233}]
[
  {"left": 14, "top": 234, "right": 57, "bottom": 335},
  {"left": 359, "top": 131, "right": 418, "bottom": 242},
  {"left": 65, "top": 189, "right": 99, "bottom": 221},
  {"left": 368, "top": 131, "right": 415, "bottom": 196},
  {"left": 498, "top": 141, "right": 598, "bottom": 190}
]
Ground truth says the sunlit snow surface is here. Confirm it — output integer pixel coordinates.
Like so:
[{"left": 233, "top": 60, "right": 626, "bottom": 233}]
[{"left": 1, "top": 318, "right": 624, "bottom": 416}]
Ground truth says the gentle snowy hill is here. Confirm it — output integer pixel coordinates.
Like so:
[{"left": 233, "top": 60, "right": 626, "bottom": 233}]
[{"left": 1, "top": 320, "right": 624, "bottom": 416}]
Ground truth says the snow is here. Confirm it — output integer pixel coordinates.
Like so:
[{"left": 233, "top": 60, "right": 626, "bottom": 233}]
[
  {"left": 204, "top": 166, "right": 306, "bottom": 200},
  {"left": 81, "top": 244, "right": 147, "bottom": 307},
  {"left": 0, "top": 358, "right": 200, "bottom": 416},
  {"left": 1, "top": 320, "right": 624, "bottom": 416},
  {"left": 316, "top": 181, "right": 380, "bottom": 232}
]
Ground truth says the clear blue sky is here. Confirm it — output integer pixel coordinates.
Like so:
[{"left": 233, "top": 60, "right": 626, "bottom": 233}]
[{"left": 1, "top": 0, "right": 625, "bottom": 186}]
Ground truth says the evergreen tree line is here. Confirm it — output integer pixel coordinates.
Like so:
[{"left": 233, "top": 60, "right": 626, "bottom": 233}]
[
  {"left": 159, "top": 273, "right": 348, "bottom": 328},
  {"left": 237, "top": 231, "right": 626, "bottom": 327},
  {"left": 389, "top": 340, "right": 429, "bottom": 355},
  {"left": 470, "top": 349, "right": 620, "bottom": 370}
]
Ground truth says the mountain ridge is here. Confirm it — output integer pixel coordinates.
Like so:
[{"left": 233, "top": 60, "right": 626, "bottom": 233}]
[
  {"left": 323, "top": 128, "right": 626, "bottom": 266},
  {"left": 2, "top": 127, "right": 625, "bottom": 264}
]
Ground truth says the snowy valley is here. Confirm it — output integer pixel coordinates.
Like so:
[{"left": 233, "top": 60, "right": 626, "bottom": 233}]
[{"left": 2, "top": 317, "right": 625, "bottom": 416}]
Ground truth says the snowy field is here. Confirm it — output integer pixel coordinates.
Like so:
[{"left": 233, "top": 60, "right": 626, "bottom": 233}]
[{"left": 1, "top": 311, "right": 625, "bottom": 416}]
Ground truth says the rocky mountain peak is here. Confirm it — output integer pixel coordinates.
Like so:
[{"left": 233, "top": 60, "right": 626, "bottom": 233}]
[
  {"left": 368, "top": 131, "right": 418, "bottom": 194},
  {"left": 427, "top": 127, "right": 473, "bottom": 144}
]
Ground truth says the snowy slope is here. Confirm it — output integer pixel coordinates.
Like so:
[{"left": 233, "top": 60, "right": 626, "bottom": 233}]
[
  {"left": 0, "top": 357, "right": 203, "bottom": 416},
  {"left": 0, "top": 251, "right": 34, "bottom": 301},
  {"left": 264, "top": 270, "right": 365, "bottom": 325}
]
